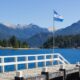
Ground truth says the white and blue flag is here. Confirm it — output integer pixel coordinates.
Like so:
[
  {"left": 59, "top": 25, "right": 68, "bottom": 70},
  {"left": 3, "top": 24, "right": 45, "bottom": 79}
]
[{"left": 54, "top": 11, "right": 64, "bottom": 22}]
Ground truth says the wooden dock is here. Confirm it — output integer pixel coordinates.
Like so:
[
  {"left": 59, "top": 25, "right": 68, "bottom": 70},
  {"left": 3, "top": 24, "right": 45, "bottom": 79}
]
[
  {"left": 0, "top": 64, "right": 80, "bottom": 80},
  {"left": 0, "top": 53, "right": 79, "bottom": 80}
]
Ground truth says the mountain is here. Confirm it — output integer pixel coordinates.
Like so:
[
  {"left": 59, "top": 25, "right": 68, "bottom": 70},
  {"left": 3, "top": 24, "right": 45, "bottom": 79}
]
[
  {"left": 27, "top": 32, "right": 52, "bottom": 48},
  {"left": 42, "top": 20, "right": 80, "bottom": 48},
  {"left": 0, "top": 23, "right": 49, "bottom": 40},
  {"left": 55, "top": 20, "right": 80, "bottom": 36},
  {"left": 0, "top": 23, "right": 51, "bottom": 47},
  {"left": 42, "top": 37, "right": 53, "bottom": 48}
]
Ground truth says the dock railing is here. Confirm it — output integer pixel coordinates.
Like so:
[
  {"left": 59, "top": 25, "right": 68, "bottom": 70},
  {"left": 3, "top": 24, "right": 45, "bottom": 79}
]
[{"left": 0, "top": 53, "right": 70, "bottom": 73}]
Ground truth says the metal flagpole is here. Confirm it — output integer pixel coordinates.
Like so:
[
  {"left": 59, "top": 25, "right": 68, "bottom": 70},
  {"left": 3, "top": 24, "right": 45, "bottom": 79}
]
[{"left": 53, "top": 10, "right": 55, "bottom": 53}]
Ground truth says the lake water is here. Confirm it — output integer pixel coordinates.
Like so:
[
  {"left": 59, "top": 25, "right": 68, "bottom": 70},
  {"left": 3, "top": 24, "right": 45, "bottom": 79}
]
[
  {"left": 0, "top": 48, "right": 80, "bottom": 63},
  {"left": 0, "top": 48, "right": 80, "bottom": 72}
]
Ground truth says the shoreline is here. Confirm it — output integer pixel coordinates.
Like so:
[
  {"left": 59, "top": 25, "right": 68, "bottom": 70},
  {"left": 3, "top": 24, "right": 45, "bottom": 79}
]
[
  {"left": 0, "top": 47, "right": 40, "bottom": 50},
  {"left": 0, "top": 47, "right": 80, "bottom": 50}
]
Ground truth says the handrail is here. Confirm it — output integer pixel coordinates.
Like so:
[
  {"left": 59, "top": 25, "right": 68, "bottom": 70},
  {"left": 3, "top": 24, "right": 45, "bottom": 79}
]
[{"left": 0, "top": 53, "right": 70, "bottom": 72}]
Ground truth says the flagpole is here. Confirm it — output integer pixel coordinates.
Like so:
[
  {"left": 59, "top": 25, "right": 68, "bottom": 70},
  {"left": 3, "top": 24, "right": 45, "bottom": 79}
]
[
  {"left": 52, "top": 10, "right": 64, "bottom": 53},
  {"left": 53, "top": 10, "right": 55, "bottom": 53}
]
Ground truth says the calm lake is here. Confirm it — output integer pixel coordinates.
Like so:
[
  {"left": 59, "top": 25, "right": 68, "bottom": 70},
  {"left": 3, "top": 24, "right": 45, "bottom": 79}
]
[
  {"left": 0, "top": 48, "right": 80, "bottom": 72},
  {"left": 0, "top": 48, "right": 80, "bottom": 64}
]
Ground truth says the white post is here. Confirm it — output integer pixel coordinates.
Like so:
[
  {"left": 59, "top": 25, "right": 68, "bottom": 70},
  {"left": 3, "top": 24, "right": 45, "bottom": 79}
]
[
  {"left": 1, "top": 57, "right": 4, "bottom": 73},
  {"left": 15, "top": 56, "right": 18, "bottom": 71},
  {"left": 35, "top": 56, "right": 38, "bottom": 68},
  {"left": 52, "top": 55, "right": 54, "bottom": 65},
  {"left": 57, "top": 55, "right": 60, "bottom": 65},
  {"left": 44, "top": 54, "right": 46, "bottom": 67},
  {"left": 25, "top": 56, "right": 28, "bottom": 69},
  {"left": 51, "top": 55, "right": 53, "bottom": 66}
]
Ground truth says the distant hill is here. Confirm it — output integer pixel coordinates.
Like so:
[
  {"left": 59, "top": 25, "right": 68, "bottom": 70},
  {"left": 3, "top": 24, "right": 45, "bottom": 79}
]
[
  {"left": 42, "top": 34, "right": 80, "bottom": 48},
  {"left": 42, "top": 37, "right": 53, "bottom": 48},
  {"left": 27, "top": 32, "right": 52, "bottom": 48},
  {"left": 0, "top": 23, "right": 49, "bottom": 40},
  {"left": 1, "top": 20, "right": 80, "bottom": 48},
  {"left": 55, "top": 20, "right": 80, "bottom": 36},
  {"left": 0, "top": 23, "right": 51, "bottom": 47},
  {"left": 42, "top": 20, "right": 80, "bottom": 48}
]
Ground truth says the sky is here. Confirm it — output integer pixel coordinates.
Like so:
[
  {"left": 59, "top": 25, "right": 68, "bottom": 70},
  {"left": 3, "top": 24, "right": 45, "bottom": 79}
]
[{"left": 0, "top": 0, "right": 80, "bottom": 29}]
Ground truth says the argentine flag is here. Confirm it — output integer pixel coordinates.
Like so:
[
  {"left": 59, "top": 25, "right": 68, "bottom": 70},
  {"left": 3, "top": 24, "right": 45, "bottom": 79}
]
[{"left": 54, "top": 11, "right": 64, "bottom": 22}]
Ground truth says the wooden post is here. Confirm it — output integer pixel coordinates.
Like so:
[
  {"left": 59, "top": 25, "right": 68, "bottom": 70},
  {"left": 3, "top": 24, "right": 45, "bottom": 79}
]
[
  {"left": 79, "top": 66, "right": 80, "bottom": 79},
  {"left": 15, "top": 71, "right": 24, "bottom": 80},
  {"left": 42, "top": 72, "right": 49, "bottom": 80},
  {"left": 76, "top": 62, "right": 80, "bottom": 79},
  {"left": 59, "top": 69, "right": 66, "bottom": 80},
  {"left": 59, "top": 65, "right": 66, "bottom": 80},
  {"left": 41, "top": 67, "right": 49, "bottom": 80}
]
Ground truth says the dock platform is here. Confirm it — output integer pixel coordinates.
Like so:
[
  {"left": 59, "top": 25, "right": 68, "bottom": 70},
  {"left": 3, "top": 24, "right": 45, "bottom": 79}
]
[
  {"left": 0, "top": 64, "right": 80, "bottom": 80},
  {"left": 0, "top": 53, "right": 79, "bottom": 80}
]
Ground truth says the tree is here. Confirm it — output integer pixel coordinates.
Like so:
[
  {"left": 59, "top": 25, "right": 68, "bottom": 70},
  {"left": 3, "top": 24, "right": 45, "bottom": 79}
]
[
  {"left": 2, "top": 39, "right": 8, "bottom": 47},
  {"left": 22, "top": 41, "right": 29, "bottom": 48},
  {"left": 42, "top": 34, "right": 80, "bottom": 48},
  {"left": 0, "top": 36, "right": 29, "bottom": 48},
  {"left": 9, "top": 36, "right": 19, "bottom": 48}
]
